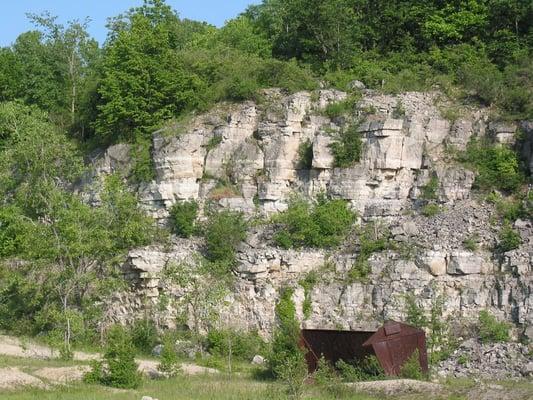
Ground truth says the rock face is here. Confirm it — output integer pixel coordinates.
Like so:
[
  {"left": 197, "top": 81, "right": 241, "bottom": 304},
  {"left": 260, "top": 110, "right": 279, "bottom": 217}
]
[
  {"left": 437, "top": 339, "right": 533, "bottom": 379},
  {"left": 88, "top": 89, "right": 532, "bottom": 352}
]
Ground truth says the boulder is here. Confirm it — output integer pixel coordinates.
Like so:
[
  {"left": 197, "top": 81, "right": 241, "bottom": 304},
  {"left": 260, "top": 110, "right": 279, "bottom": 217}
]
[
  {"left": 252, "top": 355, "right": 265, "bottom": 365},
  {"left": 447, "top": 252, "right": 485, "bottom": 275},
  {"left": 151, "top": 344, "right": 164, "bottom": 357}
]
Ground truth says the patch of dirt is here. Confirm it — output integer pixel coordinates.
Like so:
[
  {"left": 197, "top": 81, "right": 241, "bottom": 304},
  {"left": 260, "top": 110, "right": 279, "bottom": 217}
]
[
  {"left": 0, "top": 335, "right": 55, "bottom": 360},
  {"left": 0, "top": 367, "right": 46, "bottom": 390},
  {"left": 0, "top": 334, "right": 219, "bottom": 384},
  {"left": 348, "top": 379, "right": 444, "bottom": 396},
  {"left": 181, "top": 363, "right": 219, "bottom": 375},
  {"left": 0, "top": 335, "right": 98, "bottom": 362},
  {"left": 138, "top": 360, "right": 219, "bottom": 378},
  {"left": 33, "top": 366, "right": 91, "bottom": 384}
]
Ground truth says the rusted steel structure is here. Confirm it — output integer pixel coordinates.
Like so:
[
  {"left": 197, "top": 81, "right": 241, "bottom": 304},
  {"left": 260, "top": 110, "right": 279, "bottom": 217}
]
[
  {"left": 300, "top": 329, "right": 376, "bottom": 372},
  {"left": 300, "top": 321, "right": 428, "bottom": 376},
  {"left": 363, "top": 321, "right": 428, "bottom": 375}
]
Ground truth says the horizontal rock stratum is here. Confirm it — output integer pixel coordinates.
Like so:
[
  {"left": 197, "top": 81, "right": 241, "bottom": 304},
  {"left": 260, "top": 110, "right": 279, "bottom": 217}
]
[{"left": 84, "top": 89, "right": 532, "bottom": 341}]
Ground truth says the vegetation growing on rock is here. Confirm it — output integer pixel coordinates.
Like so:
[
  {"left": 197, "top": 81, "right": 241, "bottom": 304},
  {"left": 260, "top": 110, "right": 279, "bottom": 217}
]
[
  {"left": 0, "top": 0, "right": 531, "bottom": 393},
  {"left": 274, "top": 194, "right": 356, "bottom": 249}
]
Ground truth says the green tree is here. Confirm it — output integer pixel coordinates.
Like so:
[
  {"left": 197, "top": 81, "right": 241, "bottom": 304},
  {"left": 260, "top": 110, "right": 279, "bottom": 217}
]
[
  {"left": 101, "top": 325, "right": 141, "bottom": 388},
  {"left": 162, "top": 260, "right": 228, "bottom": 354},
  {"left": 0, "top": 14, "right": 99, "bottom": 133},
  {"left": 95, "top": 0, "right": 205, "bottom": 143},
  {"left": 0, "top": 102, "right": 157, "bottom": 344},
  {"left": 204, "top": 210, "right": 247, "bottom": 266},
  {"left": 270, "top": 288, "right": 303, "bottom": 377}
]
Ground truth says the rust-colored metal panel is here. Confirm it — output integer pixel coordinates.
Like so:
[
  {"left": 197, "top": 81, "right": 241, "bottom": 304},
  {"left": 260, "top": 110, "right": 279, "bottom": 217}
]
[
  {"left": 300, "top": 329, "right": 376, "bottom": 372},
  {"left": 372, "top": 341, "right": 393, "bottom": 375},
  {"left": 363, "top": 321, "right": 429, "bottom": 376},
  {"left": 417, "top": 331, "right": 429, "bottom": 374}
]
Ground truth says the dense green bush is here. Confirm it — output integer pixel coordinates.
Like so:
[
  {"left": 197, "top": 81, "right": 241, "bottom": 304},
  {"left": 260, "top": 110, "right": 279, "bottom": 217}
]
[
  {"left": 157, "top": 335, "right": 181, "bottom": 377},
  {"left": 498, "top": 224, "right": 522, "bottom": 252},
  {"left": 487, "top": 191, "right": 533, "bottom": 223},
  {"left": 206, "top": 329, "right": 267, "bottom": 361},
  {"left": 478, "top": 310, "right": 510, "bottom": 343},
  {"left": 297, "top": 139, "right": 313, "bottom": 169},
  {"left": 462, "top": 234, "right": 480, "bottom": 252},
  {"left": 204, "top": 210, "right": 247, "bottom": 266},
  {"left": 274, "top": 195, "right": 355, "bottom": 249},
  {"left": 421, "top": 175, "right": 439, "bottom": 201},
  {"left": 459, "top": 139, "right": 523, "bottom": 193},
  {"left": 269, "top": 288, "right": 303, "bottom": 378},
  {"left": 314, "top": 357, "right": 347, "bottom": 397},
  {"left": 130, "top": 318, "right": 158, "bottom": 354},
  {"left": 330, "top": 123, "right": 363, "bottom": 168},
  {"left": 399, "top": 349, "right": 425, "bottom": 380},
  {"left": 85, "top": 325, "right": 141, "bottom": 389},
  {"left": 169, "top": 200, "right": 199, "bottom": 238},
  {"left": 323, "top": 94, "right": 359, "bottom": 119},
  {"left": 422, "top": 203, "right": 441, "bottom": 217},
  {"left": 299, "top": 271, "right": 318, "bottom": 319},
  {"left": 336, "top": 355, "right": 385, "bottom": 382}
]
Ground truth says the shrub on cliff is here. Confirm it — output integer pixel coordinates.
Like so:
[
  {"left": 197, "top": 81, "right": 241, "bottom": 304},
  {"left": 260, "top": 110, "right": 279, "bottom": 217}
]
[
  {"left": 274, "top": 194, "right": 355, "bottom": 249},
  {"left": 330, "top": 122, "right": 363, "bottom": 168},
  {"left": 459, "top": 139, "right": 523, "bottom": 193},
  {"left": 269, "top": 288, "right": 303, "bottom": 378},
  {"left": 498, "top": 223, "right": 522, "bottom": 252},
  {"left": 204, "top": 210, "right": 247, "bottom": 266},
  {"left": 478, "top": 310, "right": 510, "bottom": 343},
  {"left": 169, "top": 200, "right": 198, "bottom": 238}
]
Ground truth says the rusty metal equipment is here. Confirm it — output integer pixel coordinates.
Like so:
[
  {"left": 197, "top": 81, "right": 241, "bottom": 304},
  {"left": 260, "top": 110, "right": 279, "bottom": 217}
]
[
  {"left": 300, "top": 329, "right": 376, "bottom": 372},
  {"left": 363, "top": 321, "right": 428, "bottom": 376}
]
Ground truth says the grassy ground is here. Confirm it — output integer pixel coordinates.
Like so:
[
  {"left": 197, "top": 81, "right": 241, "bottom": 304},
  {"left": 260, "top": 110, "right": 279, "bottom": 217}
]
[
  {"left": 0, "top": 352, "right": 532, "bottom": 400},
  {"left": 0, "top": 354, "right": 90, "bottom": 371},
  {"left": 0, "top": 374, "right": 379, "bottom": 400}
]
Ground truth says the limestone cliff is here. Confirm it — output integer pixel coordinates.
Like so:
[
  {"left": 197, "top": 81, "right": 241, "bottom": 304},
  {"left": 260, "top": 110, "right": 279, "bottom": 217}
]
[{"left": 87, "top": 89, "right": 532, "bottom": 340}]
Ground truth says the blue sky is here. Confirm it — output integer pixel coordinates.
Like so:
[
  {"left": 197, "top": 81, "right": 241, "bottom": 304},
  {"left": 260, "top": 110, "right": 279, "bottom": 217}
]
[{"left": 0, "top": 1, "right": 260, "bottom": 46}]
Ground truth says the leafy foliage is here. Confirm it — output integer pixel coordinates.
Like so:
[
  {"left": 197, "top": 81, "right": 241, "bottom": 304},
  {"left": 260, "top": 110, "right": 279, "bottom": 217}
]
[
  {"left": 0, "top": 15, "right": 100, "bottom": 133},
  {"left": 421, "top": 175, "right": 439, "bottom": 200},
  {"left": 478, "top": 310, "right": 510, "bottom": 343},
  {"left": 158, "top": 335, "right": 181, "bottom": 377},
  {"left": 299, "top": 271, "right": 318, "bottom": 319},
  {"left": 330, "top": 122, "right": 363, "bottom": 168},
  {"left": 336, "top": 355, "right": 385, "bottom": 382},
  {"left": 169, "top": 200, "right": 199, "bottom": 238},
  {"left": 314, "top": 357, "right": 347, "bottom": 397},
  {"left": 421, "top": 203, "right": 441, "bottom": 217},
  {"left": 206, "top": 329, "right": 267, "bottom": 361},
  {"left": 0, "top": 103, "right": 158, "bottom": 342},
  {"left": 459, "top": 139, "right": 524, "bottom": 193},
  {"left": 162, "top": 259, "right": 229, "bottom": 341},
  {"left": 130, "top": 318, "right": 158, "bottom": 354},
  {"left": 404, "top": 288, "right": 458, "bottom": 364},
  {"left": 297, "top": 139, "right": 313, "bottom": 169},
  {"left": 498, "top": 223, "right": 522, "bottom": 252},
  {"left": 98, "top": 325, "right": 141, "bottom": 389},
  {"left": 275, "top": 352, "right": 308, "bottom": 400},
  {"left": 399, "top": 349, "right": 425, "bottom": 380},
  {"left": 274, "top": 195, "right": 355, "bottom": 249},
  {"left": 347, "top": 222, "right": 390, "bottom": 283},
  {"left": 269, "top": 288, "right": 303, "bottom": 378},
  {"left": 204, "top": 210, "right": 247, "bottom": 266}
]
